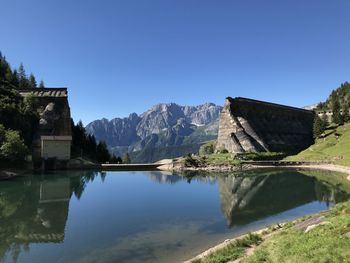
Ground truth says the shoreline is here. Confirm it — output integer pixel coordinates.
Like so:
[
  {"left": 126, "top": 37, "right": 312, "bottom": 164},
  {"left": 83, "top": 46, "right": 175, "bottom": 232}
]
[{"left": 182, "top": 163, "right": 350, "bottom": 263}]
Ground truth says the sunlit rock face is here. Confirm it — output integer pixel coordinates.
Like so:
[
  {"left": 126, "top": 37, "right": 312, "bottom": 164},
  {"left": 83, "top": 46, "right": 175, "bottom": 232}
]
[
  {"left": 216, "top": 97, "right": 314, "bottom": 154},
  {"left": 86, "top": 102, "right": 222, "bottom": 162}
]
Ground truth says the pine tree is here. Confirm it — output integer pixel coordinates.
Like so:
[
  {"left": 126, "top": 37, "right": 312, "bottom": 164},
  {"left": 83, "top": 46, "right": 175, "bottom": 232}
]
[
  {"left": 313, "top": 115, "right": 326, "bottom": 138},
  {"left": 96, "top": 141, "right": 111, "bottom": 163},
  {"left": 18, "top": 63, "right": 29, "bottom": 89},
  {"left": 332, "top": 100, "right": 343, "bottom": 125},
  {"left": 343, "top": 100, "right": 350, "bottom": 123},
  {"left": 110, "top": 154, "right": 119, "bottom": 164},
  {"left": 0, "top": 55, "right": 10, "bottom": 80},
  {"left": 10, "top": 69, "right": 19, "bottom": 87},
  {"left": 39, "top": 80, "right": 45, "bottom": 88},
  {"left": 28, "top": 74, "right": 37, "bottom": 88}
]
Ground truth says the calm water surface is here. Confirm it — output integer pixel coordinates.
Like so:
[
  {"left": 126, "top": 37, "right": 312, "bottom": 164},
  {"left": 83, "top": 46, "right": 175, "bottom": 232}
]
[{"left": 0, "top": 169, "right": 349, "bottom": 263}]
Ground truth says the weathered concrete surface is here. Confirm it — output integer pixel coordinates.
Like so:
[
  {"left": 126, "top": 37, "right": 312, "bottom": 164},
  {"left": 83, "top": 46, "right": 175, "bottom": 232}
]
[
  {"left": 19, "top": 88, "right": 72, "bottom": 164},
  {"left": 216, "top": 97, "right": 314, "bottom": 154}
]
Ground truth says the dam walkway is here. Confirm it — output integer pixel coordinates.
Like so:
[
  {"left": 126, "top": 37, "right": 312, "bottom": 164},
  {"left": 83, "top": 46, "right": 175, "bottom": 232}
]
[{"left": 101, "top": 163, "right": 163, "bottom": 171}]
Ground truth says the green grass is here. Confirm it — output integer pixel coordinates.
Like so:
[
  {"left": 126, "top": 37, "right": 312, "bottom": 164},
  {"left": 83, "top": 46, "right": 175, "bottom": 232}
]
[
  {"left": 237, "top": 152, "right": 286, "bottom": 161},
  {"left": 286, "top": 123, "right": 350, "bottom": 166},
  {"left": 242, "top": 201, "right": 350, "bottom": 263},
  {"left": 204, "top": 153, "right": 240, "bottom": 166},
  {"left": 192, "top": 233, "right": 262, "bottom": 263}
]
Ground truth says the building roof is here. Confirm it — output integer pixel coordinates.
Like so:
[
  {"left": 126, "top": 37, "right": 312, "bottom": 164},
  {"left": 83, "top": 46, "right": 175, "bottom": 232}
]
[{"left": 18, "top": 88, "right": 68, "bottom": 98}]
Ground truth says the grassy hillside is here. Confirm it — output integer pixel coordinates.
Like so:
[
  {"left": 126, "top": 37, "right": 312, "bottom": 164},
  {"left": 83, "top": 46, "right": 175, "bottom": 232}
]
[
  {"left": 242, "top": 201, "right": 350, "bottom": 263},
  {"left": 286, "top": 123, "right": 350, "bottom": 166}
]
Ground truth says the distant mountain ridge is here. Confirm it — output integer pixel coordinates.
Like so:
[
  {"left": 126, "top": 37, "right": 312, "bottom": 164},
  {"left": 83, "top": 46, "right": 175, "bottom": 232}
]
[{"left": 86, "top": 102, "right": 222, "bottom": 163}]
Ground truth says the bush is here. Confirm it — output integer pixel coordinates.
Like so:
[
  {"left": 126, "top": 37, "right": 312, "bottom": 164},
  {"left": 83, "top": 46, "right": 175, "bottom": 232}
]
[
  {"left": 220, "top": 148, "right": 229, "bottom": 154},
  {"left": 0, "top": 129, "right": 28, "bottom": 164},
  {"left": 199, "top": 141, "right": 216, "bottom": 155},
  {"left": 184, "top": 154, "right": 200, "bottom": 167}
]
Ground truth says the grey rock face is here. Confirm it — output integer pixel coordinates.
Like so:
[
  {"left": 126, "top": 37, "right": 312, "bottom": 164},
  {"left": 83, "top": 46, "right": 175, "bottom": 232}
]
[
  {"left": 86, "top": 102, "right": 222, "bottom": 162},
  {"left": 86, "top": 113, "right": 141, "bottom": 147}
]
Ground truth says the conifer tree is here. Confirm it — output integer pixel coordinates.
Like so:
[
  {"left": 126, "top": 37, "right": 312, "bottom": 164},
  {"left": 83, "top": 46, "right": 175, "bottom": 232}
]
[
  {"left": 313, "top": 115, "right": 326, "bottom": 138},
  {"left": 96, "top": 141, "right": 111, "bottom": 163},
  {"left": 28, "top": 74, "right": 37, "bottom": 88},
  {"left": 10, "top": 69, "right": 19, "bottom": 87},
  {"left": 18, "top": 63, "right": 29, "bottom": 89},
  {"left": 39, "top": 80, "right": 45, "bottom": 88},
  {"left": 332, "top": 100, "right": 343, "bottom": 125}
]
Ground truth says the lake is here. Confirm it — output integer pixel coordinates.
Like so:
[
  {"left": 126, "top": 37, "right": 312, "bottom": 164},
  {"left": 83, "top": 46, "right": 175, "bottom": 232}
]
[{"left": 0, "top": 169, "right": 349, "bottom": 263}]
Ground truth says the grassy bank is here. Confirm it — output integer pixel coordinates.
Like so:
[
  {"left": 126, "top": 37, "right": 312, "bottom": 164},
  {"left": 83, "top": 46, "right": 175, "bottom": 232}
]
[
  {"left": 191, "top": 233, "right": 262, "bottom": 263},
  {"left": 190, "top": 200, "right": 350, "bottom": 263},
  {"left": 286, "top": 123, "right": 350, "bottom": 166},
  {"left": 242, "top": 200, "right": 350, "bottom": 263}
]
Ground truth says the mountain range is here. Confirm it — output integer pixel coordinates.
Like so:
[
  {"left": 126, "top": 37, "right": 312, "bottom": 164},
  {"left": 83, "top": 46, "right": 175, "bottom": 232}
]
[{"left": 85, "top": 102, "right": 222, "bottom": 163}]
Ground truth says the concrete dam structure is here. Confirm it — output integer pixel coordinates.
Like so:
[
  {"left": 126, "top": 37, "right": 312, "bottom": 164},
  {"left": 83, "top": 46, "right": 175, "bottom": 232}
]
[{"left": 216, "top": 97, "right": 314, "bottom": 154}]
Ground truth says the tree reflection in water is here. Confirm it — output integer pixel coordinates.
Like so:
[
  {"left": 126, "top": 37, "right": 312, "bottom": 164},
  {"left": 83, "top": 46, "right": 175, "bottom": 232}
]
[
  {"left": 0, "top": 169, "right": 348, "bottom": 262},
  {"left": 0, "top": 171, "right": 100, "bottom": 262}
]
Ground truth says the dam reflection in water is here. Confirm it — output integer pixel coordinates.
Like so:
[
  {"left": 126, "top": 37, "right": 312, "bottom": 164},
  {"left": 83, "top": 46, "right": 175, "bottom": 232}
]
[{"left": 0, "top": 169, "right": 348, "bottom": 263}]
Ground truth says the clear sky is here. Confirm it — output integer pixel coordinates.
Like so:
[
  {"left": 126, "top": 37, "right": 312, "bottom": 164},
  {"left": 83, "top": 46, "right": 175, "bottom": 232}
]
[{"left": 1, "top": 0, "right": 349, "bottom": 124}]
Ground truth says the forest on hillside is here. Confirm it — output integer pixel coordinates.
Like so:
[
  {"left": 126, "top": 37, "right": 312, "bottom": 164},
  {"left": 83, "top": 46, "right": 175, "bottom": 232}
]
[{"left": 0, "top": 52, "right": 115, "bottom": 167}]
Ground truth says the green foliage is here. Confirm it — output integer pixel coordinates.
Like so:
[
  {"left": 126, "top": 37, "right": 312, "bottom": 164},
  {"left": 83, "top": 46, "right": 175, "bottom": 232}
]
[
  {"left": 110, "top": 154, "right": 122, "bottom": 164},
  {"left": 204, "top": 153, "right": 240, "bottom": 166},
  {"left": 18, "top": 63, "right": 29, "bottom": 89},
  {"left": 184, "top": 154, "right": 200, "bottom": 167},
  {"left": 123, "top": 153, "right": 131, "bottom": 164},
  {"left": 193, "top": 233, "right": 262, "bottom": 263},
  {"left": 0, "top": 87, "right": 39, "bottom": 146},
  {"left": 28, "top": 74, "right": 37, "bottom": 89},
  {"left": 242, "top": 201, "right": 350, "bottom": 263},
  {"left": 199, "top": 140, "right": 216, "bottom": 155},
  {"left": 313, "top": 115, "right": 326, "bottom": 138},
  {"left": 332, "top": 99, "right": 344, "bottom": 125},
  {"left": 286, "top": 123, "right": 350, "bottom": 166},
  {"left": 0, "top": 128, "right": 28, "bottom": 165},
  {"left": 317, "top": 82, "right": 350, "bottom": 124},
  {"left": 236, "top": 152, "right": 286, "bottom": 161},
  {"left": 38, "top": 80, "right": 45, "bottom": 88},
  {"left": 0, "top": 124, "right": 5, "bottom": 143},
  {"left": 219, "top": 148, "right": 229, "bottom": 154},
  {"left": 96, "top": 141, "right": 110, "bottom": 163},
  {"left": 71, "top": 119, "right": 111, "bottom": 163}
]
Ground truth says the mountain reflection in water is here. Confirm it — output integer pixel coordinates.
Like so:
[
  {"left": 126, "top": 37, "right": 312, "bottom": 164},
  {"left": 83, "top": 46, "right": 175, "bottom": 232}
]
[{"left": 0, "top": 169, "right": 348, "bottom": 263}]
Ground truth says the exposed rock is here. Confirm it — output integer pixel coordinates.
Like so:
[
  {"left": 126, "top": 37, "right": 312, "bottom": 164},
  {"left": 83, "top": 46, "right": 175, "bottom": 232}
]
[
  {"left": 294, "top": 216, "right": 325, "bottom": 231},
  {"left": 304, "top": 221, "right": 330, "bottom": 233},
  {"left": 86, "top": 102, "right": 222, "bottom": 162}
]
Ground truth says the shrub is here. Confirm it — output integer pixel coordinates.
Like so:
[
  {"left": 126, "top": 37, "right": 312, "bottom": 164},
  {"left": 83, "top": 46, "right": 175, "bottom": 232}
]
[
  {"left": 184, "top": 154, "right": 200, "bottom": 167},
  {"left": 199, "top": 141, "right": 216, "bottom": 155},
  {"left": 0, "top": 129, "right": 28, "bottom": 164}
]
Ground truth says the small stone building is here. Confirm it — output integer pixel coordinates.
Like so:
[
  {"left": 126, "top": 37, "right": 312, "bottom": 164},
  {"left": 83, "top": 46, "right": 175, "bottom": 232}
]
[
  {"left": 216, "top": 97, "right": 314, "bottom": 154},
  {"left": 19, "top": 88, "right": 72, "bottom": 167}
]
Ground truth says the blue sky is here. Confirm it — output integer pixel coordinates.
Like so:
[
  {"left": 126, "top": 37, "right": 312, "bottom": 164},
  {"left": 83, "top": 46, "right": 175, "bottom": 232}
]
[{"left": 1, "top": 0, "right": 349, "bottom": 124}]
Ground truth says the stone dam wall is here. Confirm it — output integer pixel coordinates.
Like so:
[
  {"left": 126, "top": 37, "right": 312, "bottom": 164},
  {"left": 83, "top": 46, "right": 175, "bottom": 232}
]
[{"left": 216, "top": 97, "right": 314, "bottom": 154}]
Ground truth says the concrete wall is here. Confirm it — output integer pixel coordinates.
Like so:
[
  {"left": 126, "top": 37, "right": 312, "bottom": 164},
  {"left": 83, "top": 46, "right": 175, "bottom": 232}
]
[
  {"left": 216, "top": 97, "right": 314, "bottom": 154},
  {"left": 41, "top": 137, "right": 71, "bottom": 160}
]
